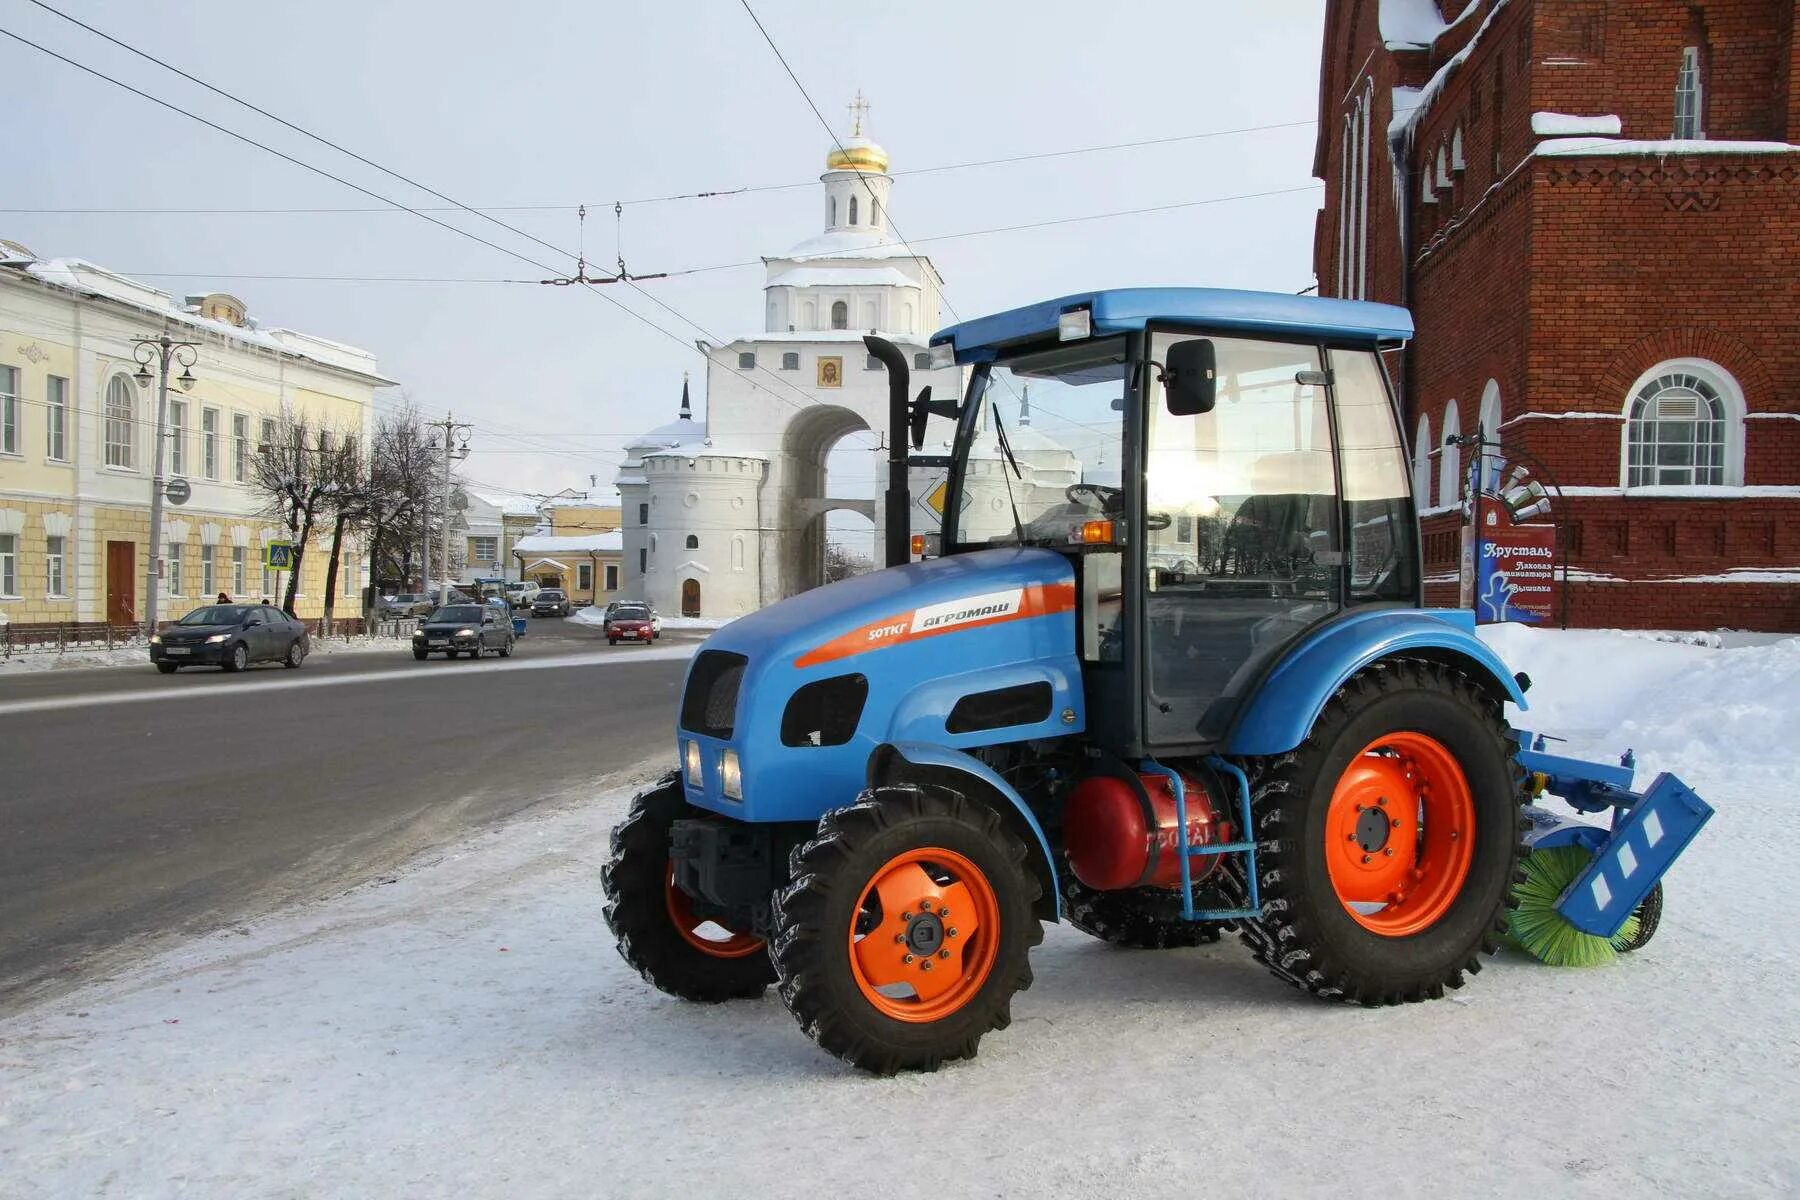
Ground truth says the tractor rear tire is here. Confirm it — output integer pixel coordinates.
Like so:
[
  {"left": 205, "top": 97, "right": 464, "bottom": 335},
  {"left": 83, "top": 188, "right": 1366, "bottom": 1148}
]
[
  {"left": 602, "top": 775, "right": 775, "bottom": 1002},
  {"left": 1234, "top": 658, "right": 1526, "bottom": 1006},
  {"left": 770, "top": 785, "right": 1042, "bottom": 1074},
  {"left": 1059, "top": 868, "right": 1225, "bottom": 949}
]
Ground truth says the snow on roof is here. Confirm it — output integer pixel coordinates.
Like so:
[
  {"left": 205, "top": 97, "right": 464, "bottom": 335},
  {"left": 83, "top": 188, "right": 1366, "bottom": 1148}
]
[
  {"left": 711, "top": 329, "right": 928, "bottom": 346},
  {"left": 626, "top": 415, "right": 701, "bottom": 451},
  {"left": 1390, "top": 0, "right": 1512, "bottom": 142},
  {"left": 512, "top": 532, "right": 621, "bottom": 554},
  {"left": 640, "top": 444, "right": 770, "bottom": 461},
  {"left": 468, "top": 490, "right": 543, "bottom": 518},
  {"left": 1537, "top": 137, "right": 1800, "bottom": 158},
  {"left": 1379, "top": 0, "right": 1455, "bottom": 47},
  {"left": 8, "top": 257, "right": 395, "bottom": 383},
  {"left": 764, "top": 265, "right": 916, "bottom": 290},
  {"left": 1531, "top": 112, "right": 1623, "bottom": 137}
]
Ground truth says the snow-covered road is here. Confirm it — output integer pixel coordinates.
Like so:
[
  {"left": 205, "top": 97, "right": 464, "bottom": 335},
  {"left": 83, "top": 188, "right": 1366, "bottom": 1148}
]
[{"left": 1, "top": 627, "right": 1795, "bottom": 1198}]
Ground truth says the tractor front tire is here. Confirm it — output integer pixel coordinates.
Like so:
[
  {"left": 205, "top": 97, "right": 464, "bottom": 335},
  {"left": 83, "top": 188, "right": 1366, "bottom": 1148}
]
[
  {"left": 1059, "top": 868, "right": 1225, "bottom": 949},
  {"left": 602, "top": 775, "right": 775, "bottom": 1002},
  {"left": 771, "top": 785, "right": 1042, "bottom": 1074},
  {"left": 1236, "top": 658, "right": 1526, "bottom": 1005}
]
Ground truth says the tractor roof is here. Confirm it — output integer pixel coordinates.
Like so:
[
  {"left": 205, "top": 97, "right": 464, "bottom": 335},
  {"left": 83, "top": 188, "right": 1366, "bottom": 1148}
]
[{"left": 929, "top": 287, "right": 1414, "bottom": 363}]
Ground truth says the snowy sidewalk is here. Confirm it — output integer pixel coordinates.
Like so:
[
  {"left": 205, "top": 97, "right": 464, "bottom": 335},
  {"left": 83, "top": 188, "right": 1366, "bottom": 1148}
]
[{"left": 2, "top": 629, "right": 1797, "bottom": 1198}]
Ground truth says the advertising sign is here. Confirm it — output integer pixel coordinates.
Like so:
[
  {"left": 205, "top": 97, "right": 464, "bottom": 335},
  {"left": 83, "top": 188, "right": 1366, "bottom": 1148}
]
[{"left": 1469, "top": 454, "right": 1557, "bottom": 625}]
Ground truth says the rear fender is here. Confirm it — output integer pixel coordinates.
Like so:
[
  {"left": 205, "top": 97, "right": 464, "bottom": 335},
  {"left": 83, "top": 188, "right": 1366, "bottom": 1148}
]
[
  {"left": 1225, "top": 608, "right": 1529, "bottom": 757},
  {"left": 869, "top": 742, "right": 1060, "bottom": 922}
]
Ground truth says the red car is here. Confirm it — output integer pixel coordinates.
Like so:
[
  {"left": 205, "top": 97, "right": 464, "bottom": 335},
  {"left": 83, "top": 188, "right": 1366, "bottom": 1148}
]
[{"left": 607, "top": 605, "right": 657, "bottom": 646}]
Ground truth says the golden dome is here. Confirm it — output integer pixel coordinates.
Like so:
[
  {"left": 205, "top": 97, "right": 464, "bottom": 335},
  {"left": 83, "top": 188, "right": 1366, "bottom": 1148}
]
[{"left": 826, "top": 135, "right": 889, "bottom": 174}]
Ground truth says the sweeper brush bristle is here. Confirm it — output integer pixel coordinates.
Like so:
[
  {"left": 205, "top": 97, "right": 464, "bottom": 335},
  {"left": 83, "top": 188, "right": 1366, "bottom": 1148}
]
[{"left": 1507, "top": 845, "right": 1642, "bottom": 967}]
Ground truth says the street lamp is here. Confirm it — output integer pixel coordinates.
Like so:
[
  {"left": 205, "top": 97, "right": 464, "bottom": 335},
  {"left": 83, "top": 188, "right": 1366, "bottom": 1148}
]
[{"left": 133, "top": 332, "right": 201, "bottom": 636}]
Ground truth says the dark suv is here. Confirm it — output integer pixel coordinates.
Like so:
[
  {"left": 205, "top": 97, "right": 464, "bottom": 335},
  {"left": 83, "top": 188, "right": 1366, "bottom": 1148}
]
[
  {"left": 411, "top": 604, "right": 516, "bottom": 660},
  {"left": 531, "top": 588, "right": 570, "bottom": 617}
]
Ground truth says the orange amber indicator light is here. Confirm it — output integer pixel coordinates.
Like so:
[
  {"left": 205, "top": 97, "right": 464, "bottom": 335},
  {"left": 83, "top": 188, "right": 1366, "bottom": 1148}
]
[{"left": 1079, "top": 519, "right": 1115, "bottom": 545}]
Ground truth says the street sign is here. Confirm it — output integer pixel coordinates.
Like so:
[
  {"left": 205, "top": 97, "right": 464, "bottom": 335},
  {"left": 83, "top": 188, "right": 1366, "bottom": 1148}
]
[
  {"left": 264, "top": 540, "right": 295, "bottom": 570},
  {"left": 164, "top": 477, "right": 191, "bottom": 506},
  {"left": 921, "top": 479, "right": 949, "bottom": 517}
]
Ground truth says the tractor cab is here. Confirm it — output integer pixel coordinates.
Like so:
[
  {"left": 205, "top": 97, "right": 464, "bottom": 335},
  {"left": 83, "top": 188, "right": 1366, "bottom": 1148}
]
[{"left": 928, "top": 288, "right": 1418, "bottom": 755}]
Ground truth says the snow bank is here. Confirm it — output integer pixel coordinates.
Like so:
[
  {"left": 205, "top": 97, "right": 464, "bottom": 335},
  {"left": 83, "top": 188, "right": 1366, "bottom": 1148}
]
[
  {"left": 0, "top": 633, "right": 414, "bottom": 674},
  {"left": 1480, "top": 623, "right": 1800, "bottom": 792},
  {"left": 1532, "top": 111, "right": 1623, "bottom": 136},
  {"left": 568, "top": 606, "right": 730, "bottom": 632}
]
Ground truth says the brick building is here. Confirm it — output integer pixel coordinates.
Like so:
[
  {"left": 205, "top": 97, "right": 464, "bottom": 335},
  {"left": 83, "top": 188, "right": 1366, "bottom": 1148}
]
[{"left": 1314, "top": 0, "right": 1800, "bottom": 629}]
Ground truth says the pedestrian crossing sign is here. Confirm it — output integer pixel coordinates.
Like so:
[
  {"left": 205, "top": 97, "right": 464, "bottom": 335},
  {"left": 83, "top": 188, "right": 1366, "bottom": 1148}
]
[{"left": 264, "top": 541, "right": 295, "bottom": 570}]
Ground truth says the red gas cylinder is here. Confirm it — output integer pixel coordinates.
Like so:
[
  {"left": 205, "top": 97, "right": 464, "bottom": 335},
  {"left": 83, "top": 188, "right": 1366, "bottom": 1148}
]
[{"left": 1064, "top": 770, "right": 1229, "bottom": 891}]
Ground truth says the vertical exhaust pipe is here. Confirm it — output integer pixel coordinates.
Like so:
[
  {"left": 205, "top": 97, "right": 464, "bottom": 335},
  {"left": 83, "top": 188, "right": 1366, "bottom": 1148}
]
[{"left": 864, "top": 335, "right": 912, "bottom": 568}]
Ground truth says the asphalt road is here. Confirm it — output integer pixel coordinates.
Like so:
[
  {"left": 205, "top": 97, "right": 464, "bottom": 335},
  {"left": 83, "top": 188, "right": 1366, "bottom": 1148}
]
[{"left": 0, "top": 618, "right": 700, "bottom": 1010}]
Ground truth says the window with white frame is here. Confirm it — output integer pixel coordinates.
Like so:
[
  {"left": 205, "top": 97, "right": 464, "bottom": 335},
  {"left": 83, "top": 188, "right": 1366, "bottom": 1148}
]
[
  {"left": 471, "top": 536, "right": 498, "bottom": 561},
  {"left": 263, "top": 559, "right": 277, "bottom": 598},
  {"left": 638, "top": 548, "right": 647, "bottom": 574},
  {"left": 1625, "top": 362, "right": 1741, "bottom": 486},
  {"left": 260, "top": 417, "right": 276, "bottom": 456},
  {"left": 46, "top": 375, "right": 68, "bottom": 461},
  {"left": 737, "top": 352, "right": 756, "bottom": 370},
  {"left": 782, "top": 352, "right": 800, "bottom": 370},
  {"left": 105, "top": 375, "right": 136, "bottom": 468},
  {"left": 638, "top": 502, "right": 649, "bottom": 526},
  {"left": 685, "top": 534, "right": 699, "bottom": 549},
  {"left": 577, "top": 562, "right": 593, "bottom": 591},
  {"left": 168, "top": 399, "right": 187, "bottom": 476},
  {"left": 232, "top": 545, "right": 247, "bottom": 596},
  {"left": 201, "top": 544, "right": 216, "bottom": 596},
  {"left": 831, "top": 300, "right": 849, "bottom": 330},
  {"left": 849, "top": 195, "right": 859, "bottom": 225},
  {"left": 0, "top": 365, "right": 19, "bottom": 455},
  {"left": 1476, "top": 380, "right": 1503, "bottom": 489},
  {"left": 233, "top": 414, "right": 250, "bottom": 483},
  {"left": 46, "top": 535, "right": 65, "bottom": 596},
  {"left": 1412, "top": 414, "right": 1433, "bottom": 505},
  {"left": 202, "top": 407, "right": 220, "bottom": 479},
  {"left": 1438, "top": 400, "right": 1462, "bottom": 508},
  {"left": 167, "top": 540, "right": 184, "bottom": 595},
  {"left": 604, "top": 562, "right": 618, "bottom": 591},
  {"left": 1674, "top": 46, "right": 1704, "bottom": 139},
  {"left": 0, "top": 533, "right": 15, "bottom": 595}
]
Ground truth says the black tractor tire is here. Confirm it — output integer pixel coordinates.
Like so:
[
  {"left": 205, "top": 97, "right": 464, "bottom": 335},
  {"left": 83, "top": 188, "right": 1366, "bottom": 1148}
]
[
  {"left": 1234, "top": 658, "right": 1527, "bottom": 1006},
  {"left": 1059, "top": 868, "right": 1226, "bottom": 949},
  {"left": 1618, "top": 882, "right": 1664, "bottom": 953},
  {"left": 602, "top": 775, "right": 775, "bottom": 1002},
  {"left": 223, "top": 642, "right": 248, "bottom": 672},
  {"left": 156, "top": 662, "right": 178, "bottom": 674},
  {"left": 770, "top": 785, "right": 1042, "bottom": 1074}
]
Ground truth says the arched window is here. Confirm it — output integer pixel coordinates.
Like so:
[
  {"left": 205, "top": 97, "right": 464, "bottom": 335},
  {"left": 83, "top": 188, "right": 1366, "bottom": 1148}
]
[
  {"left": 1438, "top": 399, "right": 1462, "bottom": 508},
  {"left": 848, "top": 195, "right": 858, "bottom": 225},
  {"left": 731, "top": 535, "right": 745, "bottom": 571},
  {"left": 829, "top": 196, "right": 837, "bottom": 226},
  {"left": 1624, "top": 360, "right": 1743, "bottom": 487},
  {"left": 1477, "top": 380, "right": 1503, "bottom": 489},
  {"left": 830, "top": 300, "right": 848, "bottom": 330},
  {"left": 1674, "top": 45, "right": 1704, "bottom": 139},
  {"left": 1413, "top": 414, "right": 1433, "bottom": 505},
  {"left": 781, "top": 351, "right": 800, "bottom": 371},
  {"left": 104, "top": 375, "right": 136, "bottom": 468},
  {"left": 684, "top": 534, "right": 699, "bottom": 550},
  {"left": 649, "top": 533, "right": 658, "bottom": 557}
]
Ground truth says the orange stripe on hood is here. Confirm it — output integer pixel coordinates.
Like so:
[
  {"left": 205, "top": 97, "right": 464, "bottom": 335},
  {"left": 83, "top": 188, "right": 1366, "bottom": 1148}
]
[{"left": 793, "top": 581, "right": 1076, "bottom": 669}]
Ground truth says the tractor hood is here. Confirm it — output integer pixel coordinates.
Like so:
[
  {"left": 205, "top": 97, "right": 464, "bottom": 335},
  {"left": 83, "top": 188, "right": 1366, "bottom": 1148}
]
[{"left": 678, "top": 548, "right": 1085, "bottom": 823}]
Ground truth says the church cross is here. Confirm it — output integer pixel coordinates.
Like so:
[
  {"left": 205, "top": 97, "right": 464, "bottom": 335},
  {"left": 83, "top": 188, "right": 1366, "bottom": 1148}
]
[{"left": 847, "top": 91, "right": 870, "bottom": 136}]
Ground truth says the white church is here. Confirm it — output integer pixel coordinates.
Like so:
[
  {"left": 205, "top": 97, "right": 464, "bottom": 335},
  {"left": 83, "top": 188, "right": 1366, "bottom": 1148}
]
[{"left": 615, "top": 102, "right": 1071, "bottom": 619}]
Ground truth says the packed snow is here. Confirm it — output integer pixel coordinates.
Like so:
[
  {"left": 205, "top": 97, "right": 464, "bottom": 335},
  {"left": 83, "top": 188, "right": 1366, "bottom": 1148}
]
[
  {"left": 1538, "top": 137, "right": 1800, "bottom": 157},
  {"left": 1, "top": 626, "right": 1795, "bottom": 1197},
  {"left": 1531, "top": 111, "right": 1623, "bottom": 136},
  {"left": 0, "top": 631, "right": 417, "bottom": 674}
]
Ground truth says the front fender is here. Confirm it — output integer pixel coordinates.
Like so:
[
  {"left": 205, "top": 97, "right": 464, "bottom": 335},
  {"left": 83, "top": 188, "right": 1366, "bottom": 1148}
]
[
  {"left": 1224, "top": 608, "right": 1528, "bottom": 757},
  {"left": 873, "top": 741, "right": 1060, "bottom": 920}
]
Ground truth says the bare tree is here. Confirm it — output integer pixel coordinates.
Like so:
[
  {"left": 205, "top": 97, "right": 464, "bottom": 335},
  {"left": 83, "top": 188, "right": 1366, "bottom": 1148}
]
[
  {"left": 250, "top": 405, "right": 334, "bottom": 615},
  {"left": 824, "top": 542, "right": 872, "bottom": 583},
  {"left": 319, "top": 432, "right": 368, "bottom": 633},
  {"left": 361, "top": 402, "right": 445, "bottom": 599}
]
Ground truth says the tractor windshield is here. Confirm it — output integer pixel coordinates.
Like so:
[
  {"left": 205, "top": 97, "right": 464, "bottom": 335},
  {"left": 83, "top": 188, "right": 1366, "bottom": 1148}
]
[{"left": 945, "top": 337, "right": 1128, "bottom": 550}]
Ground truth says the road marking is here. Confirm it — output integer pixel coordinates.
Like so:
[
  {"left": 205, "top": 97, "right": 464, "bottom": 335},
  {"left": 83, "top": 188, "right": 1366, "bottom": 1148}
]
[{"left": 0, "top": 645, "right": 697, "bottom": 717}]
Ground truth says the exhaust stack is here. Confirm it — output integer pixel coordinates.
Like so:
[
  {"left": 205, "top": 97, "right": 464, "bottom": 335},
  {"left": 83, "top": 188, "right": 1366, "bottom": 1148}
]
[{"left": 864, "top": 335, "right": 912, "bottom": 568}]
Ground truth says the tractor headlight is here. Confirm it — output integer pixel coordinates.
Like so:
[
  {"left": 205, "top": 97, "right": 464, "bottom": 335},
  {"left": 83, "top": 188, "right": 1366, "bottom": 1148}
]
[
  {"left": 720, "top": 749, "right": 743, "bottom": 800},
  {"left": 928, "top": 341, "right": 955, "bottom": 370},
  {"left": 684, "top": 740, "right": 703, "bottom": 788}
]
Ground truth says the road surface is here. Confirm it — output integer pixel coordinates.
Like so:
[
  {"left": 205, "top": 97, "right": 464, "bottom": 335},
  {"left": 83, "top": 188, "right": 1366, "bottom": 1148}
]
[{"left": 0, "top": 618, "right": 699, "bottom": 1009}]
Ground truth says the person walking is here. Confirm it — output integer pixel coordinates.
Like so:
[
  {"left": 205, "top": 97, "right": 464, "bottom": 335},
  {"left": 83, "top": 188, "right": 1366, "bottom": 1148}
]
[{"left": 216, "top": 592, "right": 231, "bottom": 605}]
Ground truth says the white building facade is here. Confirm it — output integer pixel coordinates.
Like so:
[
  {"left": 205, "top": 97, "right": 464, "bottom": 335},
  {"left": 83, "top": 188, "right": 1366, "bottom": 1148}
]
[{"left": 617, "top": 113, "right": 967, "bottom": 618}]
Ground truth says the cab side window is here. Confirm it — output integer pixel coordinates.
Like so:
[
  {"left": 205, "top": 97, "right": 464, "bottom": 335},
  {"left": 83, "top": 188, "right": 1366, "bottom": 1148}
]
[{"left": 1331, "top": 349, "right": 1417, "bottom": 603}]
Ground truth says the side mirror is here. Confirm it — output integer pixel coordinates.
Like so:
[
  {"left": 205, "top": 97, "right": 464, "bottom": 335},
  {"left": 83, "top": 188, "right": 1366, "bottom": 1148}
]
[
  {"left": 907, "top": 386, "right": 960, "bottom": 451},
  {"left": 1163, "top": 339, "right": 1217, "bottom": 416}
]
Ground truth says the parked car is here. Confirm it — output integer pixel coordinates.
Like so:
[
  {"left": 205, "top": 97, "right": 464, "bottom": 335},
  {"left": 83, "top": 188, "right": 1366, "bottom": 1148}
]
[
  {"left": 606, "top": 604, "right": 657, "bottom": 646},
  {"left": 150, "top": 604, "right": 309, "bottom": 673},
  {"left": 411, "top": 604, "right": 515, "bottom": 659},
  {"left": 531, "top": 588, "right": 570, "bottom": 617},
  {"left": 602, "top": 600, "right": 661, "bottom": 636},
  {"left": 380, "top": 592, "right": 434, "bottom": 618},
  {"left": 504, "top": 581, "right": 541, "bottom": 610}
]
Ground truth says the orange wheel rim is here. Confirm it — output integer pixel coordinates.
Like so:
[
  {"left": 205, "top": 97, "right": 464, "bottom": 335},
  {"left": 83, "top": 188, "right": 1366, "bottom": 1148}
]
[
  {"left": 1324, "top": 731, "right": 1475, "bottom": 937},
  {"left": 847, "top": 847, "right": 1001, "bottom": 1023},
  {"left": 664, "top": 866, "right": 765, "bottom": 959}
]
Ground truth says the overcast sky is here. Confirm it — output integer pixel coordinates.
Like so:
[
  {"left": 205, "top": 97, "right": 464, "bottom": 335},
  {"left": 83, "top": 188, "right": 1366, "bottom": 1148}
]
[{"left": 3, "top": 0, "right": 1328, "bottom": 507}]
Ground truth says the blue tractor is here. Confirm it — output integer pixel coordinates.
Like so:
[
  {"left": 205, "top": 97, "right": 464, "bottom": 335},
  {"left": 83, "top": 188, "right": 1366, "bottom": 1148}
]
[{"left": 603, "top": 288, "right": 1710, "bottom": 1073}]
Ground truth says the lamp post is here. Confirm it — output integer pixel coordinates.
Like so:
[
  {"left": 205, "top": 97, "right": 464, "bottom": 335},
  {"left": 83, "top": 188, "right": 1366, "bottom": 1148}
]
[
  {"left": 426, "top": 413, "right": 472, "bottom": 607},
  {"left": 133, "top": 333, "right": 199, "bottom": 636}
]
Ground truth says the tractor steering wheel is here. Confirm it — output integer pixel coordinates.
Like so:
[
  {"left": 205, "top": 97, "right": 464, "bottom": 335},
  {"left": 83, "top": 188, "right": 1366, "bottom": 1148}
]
[{"left": 1065, "top": 482, "right": 1123, "bottom": 512}]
